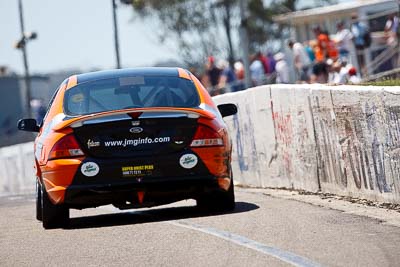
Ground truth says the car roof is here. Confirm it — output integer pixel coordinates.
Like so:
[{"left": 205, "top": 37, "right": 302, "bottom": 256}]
[{"left": 75, "top": 67, "right": 183, "bottom": 84}]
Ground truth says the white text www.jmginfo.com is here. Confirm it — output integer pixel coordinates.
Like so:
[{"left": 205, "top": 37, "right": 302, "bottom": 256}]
[{"left": 104, "top": 137, "right": 170, "bottom": 147}]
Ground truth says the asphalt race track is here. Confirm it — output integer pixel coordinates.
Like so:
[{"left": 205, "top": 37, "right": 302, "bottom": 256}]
[{"left": 1, "top": 188, "right": 400, "bottom": 267}]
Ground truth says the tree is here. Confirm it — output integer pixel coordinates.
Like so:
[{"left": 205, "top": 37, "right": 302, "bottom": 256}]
[
  {"left": 120, "top": 0, "right": 336, "bottom": 66},
  {"left": 246, "top": 0, "right": 274, "bottom": 52},
  {"left": 123, "top": 0, "right": 234, "bottom": 67}
]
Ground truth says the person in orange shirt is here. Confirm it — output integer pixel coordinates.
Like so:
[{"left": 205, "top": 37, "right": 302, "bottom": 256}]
[
  {"left": 313, "top": 26, "right": 338, "bottom": 61},
  {"left": 313, "top": 26, "right": 328, "bottom": 62},
  {"left": 327, "top": 38, "right": 339, "bottom": 60}
]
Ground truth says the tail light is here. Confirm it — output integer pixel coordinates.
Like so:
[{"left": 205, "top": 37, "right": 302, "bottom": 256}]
[
  {"left": 190, "top": 124, "right": 223, "bottom": 147},
  {"left": 48, "top": 134, "right": 84, "bottom": 160}
]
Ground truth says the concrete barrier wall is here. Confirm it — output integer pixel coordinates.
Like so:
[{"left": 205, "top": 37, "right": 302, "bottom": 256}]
[
  {"left": 0, "top": 142, "right": 35, "bottom": 196},
  {"left": 2, "top": 84, "right": 400, "bottom": 204},
  {"left": 214, "top": 84, "right": 400, "bottom": 204}
]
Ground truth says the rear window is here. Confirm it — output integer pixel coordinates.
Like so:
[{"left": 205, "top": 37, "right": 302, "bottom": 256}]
[{"left": 63, "top": 76, "right": 200, "bottom": 116}]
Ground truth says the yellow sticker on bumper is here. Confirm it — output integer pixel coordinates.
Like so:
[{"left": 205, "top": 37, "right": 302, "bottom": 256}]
[{"left": 122, "top": 165, "right": 154, "bottom": 177}]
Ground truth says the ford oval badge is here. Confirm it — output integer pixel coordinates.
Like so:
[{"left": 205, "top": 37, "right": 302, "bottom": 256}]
[{"left": 129, "top": 127, "right": 143, "bottom": 134}]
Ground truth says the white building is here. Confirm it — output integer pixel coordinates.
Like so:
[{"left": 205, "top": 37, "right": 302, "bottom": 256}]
[{"left": 274, "top": 0, "right": 399, "bottom": 77}]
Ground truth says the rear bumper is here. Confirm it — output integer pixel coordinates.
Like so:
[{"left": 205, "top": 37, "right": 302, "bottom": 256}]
[
  {"left": 64, "top": 175, "right": 222, "bottom": 209},
  {"left": 41, "top": 150, "right": 230, "bottom": 207}
]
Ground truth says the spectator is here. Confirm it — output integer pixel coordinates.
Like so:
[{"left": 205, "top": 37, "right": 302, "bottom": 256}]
[
  {"left": 304, "top": 41, "right": 316, "bottom": 63},
  {"left": 348, "top": 67, "right": 361, "bottom": 84},
  {"left": 330, "top": 60, "right": 348, "bottom": 84},
  {"left": 234, "top": 61, "right": 244, "bottom": 80},
  {"left": 326, "top": 32, "right": 339, "bottom": 60},
  {"left": 234, "top": 61, "right": 245, "bottom": 91},
  {"left": 340, "top": 57, "right": 352, "bottom": 81},
  {"left": 313, "top": 26, "right": 329, "bottom": 62},
  {"left": 351, "top": 14, "right": 369, "bottom": 71},
  {"left": 217, "top": 59, "right": 237, "bottom": 93},
  {"left": 335, "top": 21, "right": 353, "bottom": 60},
  {"left": 351, "top": 14, "right": 369, "bottom": 50},
  {"left": 266, "top": 52, "right": 276, "bottom": 73},
  {"left": 326, "top": 58, "right": 334, "bottom": 83},
  {"left": 257, "top": 52, "right": 270, "bottom": 75},
  {"left": 206, "top": 56, "right": 222, "bottom": 92},
  {"left": 249, "top": 54, "right": 264, "bottom": 86},
  {"left": 311, "top": 61, "right": 329, "bottom": 84},
  {"left": 384, "top": 14, "right": 399, "bottom": 46},
  {"left": 274, "top": 52, "right": 290, "bottom": 84},
  {"left": 314, "top": 26, "right": 339, "bottom": 61},
  {"left": 288, "top": 40, "right": 311, "bottom": 82}
]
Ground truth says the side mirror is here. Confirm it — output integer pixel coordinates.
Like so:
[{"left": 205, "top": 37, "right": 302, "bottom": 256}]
[
  {"left": 17, "top": 118, "right": 40, "bottom": 132},
  {"left": 217, "top": 103, "right": 237, "bottom": 117}
]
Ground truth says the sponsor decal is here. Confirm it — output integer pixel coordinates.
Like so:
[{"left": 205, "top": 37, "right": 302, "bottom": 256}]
[
  {"left": 122, "top": 164, "right": 154, "bottom": 177},
  {"left": 81, "top": 162, "right": 100, "bottom": 177},
  {"left": 179, "top": 154, "right": 198, "bottom": 169},
  {"left": 104, "top": 137, "right": 170, "bottom": 147},
  {"left": 129, "top": 127, "right": 143, "bottom": 134},
  {"left": 87, "top": 139, "right": 100, "bottom": 149}
]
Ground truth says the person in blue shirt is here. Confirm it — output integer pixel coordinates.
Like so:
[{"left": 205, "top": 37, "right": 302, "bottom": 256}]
[
  {"left": 266, "top": 52, "right": 276, "bottom": 73},
  {"left": 350, "top": 14, "right": 369, "bottom": 70},
  {"left": 351, "top": 14, "right": 368, "bottom": 50},
  {"left": 217, "top": 59, "right": 238, "bottom": 93},
  {"left": 304, "top": 41, "right": 316, "bottom": 63}
]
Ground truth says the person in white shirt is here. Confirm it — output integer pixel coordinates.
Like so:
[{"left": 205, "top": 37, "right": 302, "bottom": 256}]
[
  {"left": 274, "top": 52, "right": 289, "bottom": 84},
  {"left": 288, "top": 40, "right": 311, "bottom": 82},
  {"left": 249, "top": 54, "right": 264, "bottom": 86},
  {"left": 335, "top": 21, "right": 353, "bottom": 58},
  {"left": 331, "top": 60, "right": 348, "bottom": 84},
  {"left": 348, "top": 67, "right": 361, "bottom": 84},
  {"left": 336, "top": 21, "right": 359, "bottom": 74}
]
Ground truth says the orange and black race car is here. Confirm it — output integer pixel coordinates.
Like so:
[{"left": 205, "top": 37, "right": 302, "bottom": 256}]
[{"left": 18, "top": 67, "right": 237, "bottom": 229}]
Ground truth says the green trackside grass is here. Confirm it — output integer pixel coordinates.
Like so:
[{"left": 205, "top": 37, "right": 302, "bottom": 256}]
[{"left": 361, "top": 79, "right": 400, "bottom": 86}]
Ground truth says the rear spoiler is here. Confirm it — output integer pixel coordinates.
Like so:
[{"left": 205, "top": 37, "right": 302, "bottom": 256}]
[{"left": 52, "top": 107, "right": 216, "bottom": 131}]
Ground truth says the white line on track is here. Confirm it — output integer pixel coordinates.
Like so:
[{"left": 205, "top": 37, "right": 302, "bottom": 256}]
[
  {"left": 2, "top": 195, "right": 322, "bottom": 266},
  {"left": 103, "top": 206, "right": 322, "bottom": 267},
  {"left": 168, "top": 220, "right": 322, "bottom": 267},
  {"left": 5, "top": 196, "right": 24, "bottom": 201}
]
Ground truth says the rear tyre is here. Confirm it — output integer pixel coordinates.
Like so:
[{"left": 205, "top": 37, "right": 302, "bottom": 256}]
[
  {"left": 197, "top": 177, "right": 235, "bottom": 212},
  {"left": 36, "top": 179, "right": 42, "bottom": 221},
  {"left": 41, "top": 185, "right": 69, "bottom": 229}
]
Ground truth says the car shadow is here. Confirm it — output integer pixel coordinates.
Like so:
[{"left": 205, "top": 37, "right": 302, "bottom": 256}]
[{"left": 66, "top": 201, "right": 259, "bottom": 230}]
